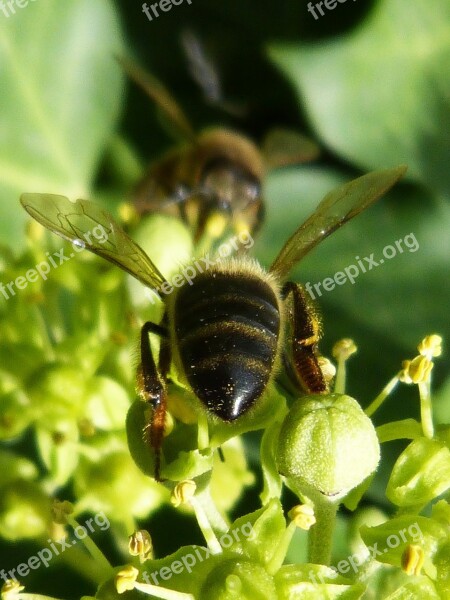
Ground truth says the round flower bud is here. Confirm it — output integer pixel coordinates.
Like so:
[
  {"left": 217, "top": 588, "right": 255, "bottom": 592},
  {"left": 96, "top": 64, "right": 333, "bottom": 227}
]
[
  {"left": 276, "top": 394, "right": 380, "bottom": 499},
  {"left": 0, "top": 481, "right": 51, "bottom": 540},
  {"left": 126, "top": 214, "right": 193, "bottom": 309}
]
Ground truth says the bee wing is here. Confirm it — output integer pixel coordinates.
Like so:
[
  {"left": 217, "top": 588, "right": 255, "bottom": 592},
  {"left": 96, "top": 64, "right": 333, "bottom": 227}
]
[
  {"left": 262, "top": 128, "right": 320, "bottom": 170},
  {"left": 270, "top": 166, "right": 407, "bottom": 280},
  {"left": 20, "top": 193, "right": 167, "bottom": 291},
  {"left": 116, "top": 55, "right": 196, "bottom": 142},
  {"left": 180, "top": 29, "right": 247, "bottom": 118},
  {"left": 181, "top": 29, "right": 222, "bottom": 105}
]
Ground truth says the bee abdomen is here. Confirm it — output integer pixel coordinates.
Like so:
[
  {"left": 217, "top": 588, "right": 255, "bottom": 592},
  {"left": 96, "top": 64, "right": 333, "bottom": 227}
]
[{"left": 174, "top": 270, "right": 280, "bottom": 420}]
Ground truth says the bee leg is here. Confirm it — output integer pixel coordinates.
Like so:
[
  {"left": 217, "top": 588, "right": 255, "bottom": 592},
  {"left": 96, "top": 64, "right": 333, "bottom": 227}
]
[
  {"left": 281, "top": 282, "right": 328, "bottom": 394},
  {"left": 138, "top": 319, "right": 171, "bottom": 481}
]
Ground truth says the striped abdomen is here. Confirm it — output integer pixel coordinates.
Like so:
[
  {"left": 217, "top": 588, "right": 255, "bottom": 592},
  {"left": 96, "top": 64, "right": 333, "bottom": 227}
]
[{"left": 173, "top": 268, "right": 280, "bottom": 420}]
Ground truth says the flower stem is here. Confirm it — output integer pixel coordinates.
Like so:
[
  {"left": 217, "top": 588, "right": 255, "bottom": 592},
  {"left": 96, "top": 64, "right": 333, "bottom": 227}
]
[
  {"left": 308, "top": 497, "right": 338, "bottom": 565},
  {"left": 419, "top": 381, "right": 434, "bottom": 438},
  {"left": 365, "top": 375, "right": 399, "bottom": 417},
  {"left": 134, "top": 582, "right": 194, "bottom": 600},
  {"left": 333, "top": 356, "right": 347, "bottom": 394},
  {"left": 65, "top": 515, "right": 113, "bottom": 577},
  {"left": 194, "top": 485, "right": 229, "bottom": 535},
  {"left": 190, "top": 496, "right": 223, "bottom": 554},
  {"left": 197, "top": 413, "right": 209, "bottom": 450}
]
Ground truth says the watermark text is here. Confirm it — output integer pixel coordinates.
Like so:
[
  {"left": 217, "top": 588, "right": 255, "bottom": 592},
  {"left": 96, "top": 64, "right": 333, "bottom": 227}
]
[
  {"left": 142, "top": 0, "right": 192, "bottom": 22},
  {"left": 309, "top": 521, "right": 423, "bottom": 583},
  {"left": 305, "top": 232, "right": 419, "bottom": 300},
  {"left": 0, "top": 224, "right": 108, "bottom": 301},
  {"left": 307, "top": 0, "right": 358, "bottom": 21},
  {"left": 0, "top": 511, "right": 110, "bottom": 583},
  {"left": 142, "top": 522, "right": 255, "bottom": 586}
]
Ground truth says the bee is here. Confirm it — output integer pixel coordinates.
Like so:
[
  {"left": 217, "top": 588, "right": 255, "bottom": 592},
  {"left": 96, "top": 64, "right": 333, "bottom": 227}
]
[
  {"left": 20, "top": 165, "right": 406, "bottom": 480},
  {"left": 118, "top": 55, "right": 320, "bottom": 245}
]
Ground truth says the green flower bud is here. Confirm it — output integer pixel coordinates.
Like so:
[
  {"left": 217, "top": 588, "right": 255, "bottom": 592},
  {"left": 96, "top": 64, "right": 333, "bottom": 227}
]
[
  {"left": 0, "top": 480, "right": 51, "bottom": 540},
  {"left": 127, "top": 214, "right": 193, "bottom": 309},
  {"left": 28, "top": 364, "right": 89, "bottom": 421},
  {"left": 386, "top": 437, "right": 450, "bottom": 507},
  {"left": 74, "top": 441, "right": 167, "bottom": 520},
  {"left": 0, "top": 452, "right": 38, "bottom": 487},
  {"left": 0, "top": 389, "right": 33, "bottom": 440},
  {"left": 199, "top": 559, "right": 277, "bottom": 600},
  {"left": 276, "top": 394, "right": 380, "bottom": 498}
]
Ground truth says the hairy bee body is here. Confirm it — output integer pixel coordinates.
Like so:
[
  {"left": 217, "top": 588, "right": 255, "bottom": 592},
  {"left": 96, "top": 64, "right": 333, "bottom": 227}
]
[
  {"left": 134, "top": 128, "right": 265, "bottom": 241},
  {"left": 170, "top": 260, "right": 282, "bottom": 420},
  {"left": 20, "top": 165, "right": 406, "bottom": 479}
]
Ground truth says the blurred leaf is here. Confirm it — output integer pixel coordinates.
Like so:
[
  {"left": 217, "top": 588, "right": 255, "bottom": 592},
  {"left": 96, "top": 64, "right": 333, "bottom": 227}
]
[
  {"left": 434, "top": 377, "right": 450, "bottom": 424},
  {"left": 269, "top": 0, "right": 450, "bottom": 198},
  {"left": 0, "top": 0, "right": 124, "bottom": 245}
]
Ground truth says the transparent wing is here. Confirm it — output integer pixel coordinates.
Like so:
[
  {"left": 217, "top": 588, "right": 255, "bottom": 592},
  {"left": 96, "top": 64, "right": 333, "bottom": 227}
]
[
  {"left": 262, "top": 128, "right": 320, "bottom": 170},
  {"left": 270, "top": 166, "right": 407, "bottom": 280},
  {"left": 116, "top": 55, "right": 196, "bottom": 142},
  {"left": 20, "top": 194, "right": 166, "bottom": 291},
  {"left": 181, "top": 29, "right": 222, "bottom": 105},
  {"left": 180, "top": 29, "right": 246, "bottom": 118}
]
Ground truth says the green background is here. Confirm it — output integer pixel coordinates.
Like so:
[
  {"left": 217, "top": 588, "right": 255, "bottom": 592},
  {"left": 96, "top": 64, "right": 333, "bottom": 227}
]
[{"left": 0, "top": 0, "right": 449, "bottom": 597}]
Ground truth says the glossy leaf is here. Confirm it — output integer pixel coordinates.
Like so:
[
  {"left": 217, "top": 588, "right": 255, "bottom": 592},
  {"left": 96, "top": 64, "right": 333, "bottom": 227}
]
[
  {"left": 269, "top": 0, "right": 450, "bottom": 198},
  {"left": 0, "top": 0, "right": 124, "bottom": 244}
]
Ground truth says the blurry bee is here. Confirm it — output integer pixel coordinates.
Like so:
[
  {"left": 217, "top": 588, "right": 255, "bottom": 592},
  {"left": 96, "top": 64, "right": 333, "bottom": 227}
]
[
  {"left": 117, "top": 53, "right": 320, "bottom": 246},
  {"left": 20, "top": 165, "right": 405, "bottom": 479}
]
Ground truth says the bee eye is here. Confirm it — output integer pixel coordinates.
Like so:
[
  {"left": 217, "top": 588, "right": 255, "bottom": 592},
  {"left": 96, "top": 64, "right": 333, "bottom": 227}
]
[{"left": 201, "top": 158, "right": 261, "bottom": 208}]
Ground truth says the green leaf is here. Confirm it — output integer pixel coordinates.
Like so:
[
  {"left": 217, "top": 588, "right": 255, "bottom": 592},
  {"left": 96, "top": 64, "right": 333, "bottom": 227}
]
[
  {"left": 227, "top": 498, "right": 286, "bottom": 568},
  {"left": 269, "top": 0, "right": 450, "bottom": 198},
  {"left": 0, "top": 0, "right": 124, "bottom": 245},
  {"left": 360, "top": 515, "right": 447, "bottom": 572},
  {"left": 383, "top": 577, "right": 441, "bottom": 600},
  {"left": 131, "top": 546, "right": 228, "bottom": 599},
  {"left": 386, "top": 437, "right": 450, "bottom": 507},
  {"left": 376, "top": 419, "right": 423, "bottom": 443},
  {"left": 162, "top": 448, "right": 214, "bottom": 481},
  {"left": 200, "top": 559, "right": 277, "bottom": 600}
]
